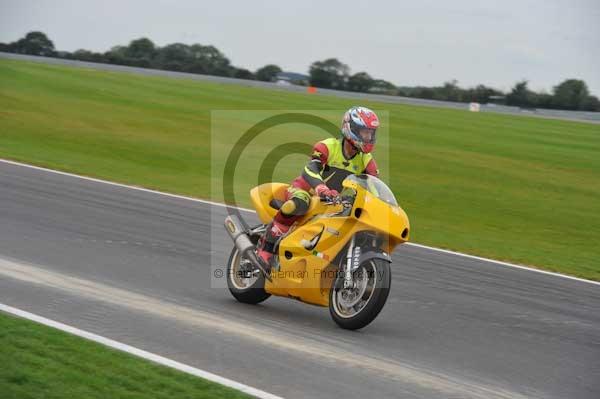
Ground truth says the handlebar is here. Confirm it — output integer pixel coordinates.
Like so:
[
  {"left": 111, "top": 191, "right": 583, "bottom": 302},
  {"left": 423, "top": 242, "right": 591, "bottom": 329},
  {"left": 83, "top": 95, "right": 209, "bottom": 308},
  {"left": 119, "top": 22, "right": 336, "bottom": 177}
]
[{"left": 319, "top": 195, "right": 353, "bottom": 208}]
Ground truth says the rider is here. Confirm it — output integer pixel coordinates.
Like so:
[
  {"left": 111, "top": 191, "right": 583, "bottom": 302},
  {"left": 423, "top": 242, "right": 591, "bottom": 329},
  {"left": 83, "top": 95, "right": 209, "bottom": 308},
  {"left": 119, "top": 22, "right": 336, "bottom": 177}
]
[{"left": 257, "top": 106, "right": 380, "bottom": 268}]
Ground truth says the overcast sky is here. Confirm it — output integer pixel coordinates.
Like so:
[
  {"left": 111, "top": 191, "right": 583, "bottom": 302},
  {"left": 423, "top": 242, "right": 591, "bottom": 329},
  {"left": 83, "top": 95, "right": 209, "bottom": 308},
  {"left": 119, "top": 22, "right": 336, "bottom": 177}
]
[{"left": 1, "top": 0, "right": 599, "bottom": 95}]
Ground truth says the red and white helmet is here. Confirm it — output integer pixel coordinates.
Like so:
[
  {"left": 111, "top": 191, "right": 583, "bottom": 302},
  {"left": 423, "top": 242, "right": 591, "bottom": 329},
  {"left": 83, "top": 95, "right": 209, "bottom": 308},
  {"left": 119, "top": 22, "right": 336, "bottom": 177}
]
[{"left": 341, "top": 106, "right": 379, "bottom": 153}]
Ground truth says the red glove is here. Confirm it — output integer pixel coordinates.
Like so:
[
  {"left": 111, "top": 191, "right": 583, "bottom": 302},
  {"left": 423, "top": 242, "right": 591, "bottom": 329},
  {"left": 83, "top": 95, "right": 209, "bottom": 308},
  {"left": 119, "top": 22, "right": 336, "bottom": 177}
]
[{"left": 315, "top": 184, "right": 339, "bottom": 200}]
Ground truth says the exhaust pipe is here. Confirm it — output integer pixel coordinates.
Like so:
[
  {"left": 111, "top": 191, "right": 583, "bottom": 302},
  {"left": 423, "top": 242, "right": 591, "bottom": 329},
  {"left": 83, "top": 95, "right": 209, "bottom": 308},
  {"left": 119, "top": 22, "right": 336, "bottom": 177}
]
[{"left": 224, "top": 215, "right": 272, "bottom": 282}]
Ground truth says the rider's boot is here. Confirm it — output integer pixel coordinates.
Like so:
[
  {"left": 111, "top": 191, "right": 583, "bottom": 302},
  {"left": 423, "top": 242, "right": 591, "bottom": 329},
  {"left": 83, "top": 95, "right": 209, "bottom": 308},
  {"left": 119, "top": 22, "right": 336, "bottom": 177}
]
[{"left": 256, "top": 220, "right": 290, "bottom": 272}]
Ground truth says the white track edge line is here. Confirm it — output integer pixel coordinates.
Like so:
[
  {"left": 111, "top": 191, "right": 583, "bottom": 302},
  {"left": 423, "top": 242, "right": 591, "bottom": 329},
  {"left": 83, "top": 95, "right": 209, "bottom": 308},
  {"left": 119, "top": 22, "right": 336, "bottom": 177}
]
[
  {"left": 0, "top": 303, "right": 284, "bottom": 399},
  {"left": 1, "top": 158, "right": 597, "bottom": 286},
  {"left": 406, "top": 243, "right": 600, "bottom": 286}
]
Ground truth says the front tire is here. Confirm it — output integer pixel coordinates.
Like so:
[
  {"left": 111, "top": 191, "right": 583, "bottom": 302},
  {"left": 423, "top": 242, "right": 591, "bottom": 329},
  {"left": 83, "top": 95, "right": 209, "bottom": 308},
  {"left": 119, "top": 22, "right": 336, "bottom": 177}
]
[
  {"left": 226, "top": 247, "right": 270, "bottom": 304},
  {"left": 329, "top": 259, "right": 391, "bottom": 330}
]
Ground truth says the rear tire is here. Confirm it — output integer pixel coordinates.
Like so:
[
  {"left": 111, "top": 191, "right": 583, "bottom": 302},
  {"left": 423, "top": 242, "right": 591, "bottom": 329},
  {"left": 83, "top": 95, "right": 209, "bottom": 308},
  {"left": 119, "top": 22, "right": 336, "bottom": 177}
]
[
  {"left": 226, "top": 247, "right": 270, "bottom": 304},
  {"left": 329, "top": 259, "right": 391, "bottom": 330}
]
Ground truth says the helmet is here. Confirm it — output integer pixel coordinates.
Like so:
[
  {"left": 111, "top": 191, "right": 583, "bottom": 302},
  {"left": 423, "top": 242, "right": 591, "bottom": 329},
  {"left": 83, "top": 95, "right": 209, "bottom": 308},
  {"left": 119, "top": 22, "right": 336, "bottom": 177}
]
[{"left": 341, "top": 106, "right": 379, "bottom": 153}]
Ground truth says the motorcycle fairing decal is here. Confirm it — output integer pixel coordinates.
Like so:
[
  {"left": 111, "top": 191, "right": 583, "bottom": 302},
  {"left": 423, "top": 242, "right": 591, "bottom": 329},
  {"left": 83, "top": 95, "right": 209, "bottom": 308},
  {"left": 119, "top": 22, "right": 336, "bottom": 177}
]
[
  {"left": 311, "top": 249, "right": 330, "bottom": 261},
  {"left": 326, "top": 227, "right": 340, "bottom": 236},
  {"left": 302, "top": 225, "right": 325, "bottom": 251}
]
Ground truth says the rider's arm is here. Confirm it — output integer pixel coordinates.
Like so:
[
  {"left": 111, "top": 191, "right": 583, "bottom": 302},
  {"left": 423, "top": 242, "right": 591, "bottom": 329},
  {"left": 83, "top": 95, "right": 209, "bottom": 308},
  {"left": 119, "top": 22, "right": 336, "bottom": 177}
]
[
  {"left": 302, "top": 142, "right": 329, "bottom": 188},
  {"left": 364, "top": 158, "right": 379, "bottom": 177}
]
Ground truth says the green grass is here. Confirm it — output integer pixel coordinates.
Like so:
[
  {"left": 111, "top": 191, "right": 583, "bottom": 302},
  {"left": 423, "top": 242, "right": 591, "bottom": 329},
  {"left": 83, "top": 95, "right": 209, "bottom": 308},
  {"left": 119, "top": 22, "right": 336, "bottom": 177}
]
[
  {"left": 0, "top": 312, "right": 252, "bottom": 399},
  {"left": 0, "top": 59, "right": 599, "bottom": 280}
]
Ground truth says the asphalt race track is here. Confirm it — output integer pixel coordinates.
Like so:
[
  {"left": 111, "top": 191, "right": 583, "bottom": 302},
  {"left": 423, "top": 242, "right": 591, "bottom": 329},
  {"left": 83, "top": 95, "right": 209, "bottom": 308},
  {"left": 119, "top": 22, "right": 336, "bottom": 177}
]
[{"left": 1, "top": 160, "right": 599, "bottom": 399}]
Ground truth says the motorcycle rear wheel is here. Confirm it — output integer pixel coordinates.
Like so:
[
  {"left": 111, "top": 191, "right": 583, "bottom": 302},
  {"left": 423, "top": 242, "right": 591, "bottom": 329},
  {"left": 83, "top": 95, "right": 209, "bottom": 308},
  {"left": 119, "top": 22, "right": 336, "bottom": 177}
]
[
  {"left": 226, "top": 246, "right": 271, "bottom": 304},
  {"left": 329, "top": 259, "right": 391, "bottom": 330}
]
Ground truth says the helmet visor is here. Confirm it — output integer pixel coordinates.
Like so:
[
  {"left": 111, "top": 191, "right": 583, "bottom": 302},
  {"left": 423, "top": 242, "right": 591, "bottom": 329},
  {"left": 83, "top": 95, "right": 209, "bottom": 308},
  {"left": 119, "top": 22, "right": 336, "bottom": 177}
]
[{"left": 357, "top": 128, "right": 377, "bottom": 144}]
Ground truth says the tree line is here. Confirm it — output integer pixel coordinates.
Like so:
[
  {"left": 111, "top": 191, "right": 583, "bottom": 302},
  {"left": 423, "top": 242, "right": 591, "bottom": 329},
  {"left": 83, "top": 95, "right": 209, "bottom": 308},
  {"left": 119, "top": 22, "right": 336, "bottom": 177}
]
[
  {"left": 2, "top": 31, "right": 598, "bottom": 112},
  {"left": 0, "top": 32, "right": 281, "bottom": 81}
]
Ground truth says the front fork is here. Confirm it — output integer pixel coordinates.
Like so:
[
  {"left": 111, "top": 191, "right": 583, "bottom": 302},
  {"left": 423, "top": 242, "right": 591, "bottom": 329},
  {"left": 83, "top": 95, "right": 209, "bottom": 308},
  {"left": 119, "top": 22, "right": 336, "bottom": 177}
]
[{"left": 344, "top": 235, "right": 361, "bottom": 288}]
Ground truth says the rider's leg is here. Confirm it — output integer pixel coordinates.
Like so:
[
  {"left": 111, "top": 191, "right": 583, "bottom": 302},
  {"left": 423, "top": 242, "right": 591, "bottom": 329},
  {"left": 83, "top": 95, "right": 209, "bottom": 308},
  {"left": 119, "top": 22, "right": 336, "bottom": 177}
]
[{"left": 257, "top": 188, "right": 311, "bottom": 267}]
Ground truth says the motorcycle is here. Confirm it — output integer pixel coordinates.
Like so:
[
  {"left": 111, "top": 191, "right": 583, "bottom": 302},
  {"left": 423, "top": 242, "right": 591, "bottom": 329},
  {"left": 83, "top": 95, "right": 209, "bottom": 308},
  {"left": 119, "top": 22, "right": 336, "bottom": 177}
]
[{"left": 224, "top": 174, "right": 410, "bottom": 330}]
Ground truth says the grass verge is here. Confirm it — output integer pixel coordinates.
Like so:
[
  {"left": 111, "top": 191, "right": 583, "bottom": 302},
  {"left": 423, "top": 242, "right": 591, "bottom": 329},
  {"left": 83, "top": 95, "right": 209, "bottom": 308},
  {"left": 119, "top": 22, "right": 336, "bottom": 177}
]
[
  {"left": 0, "top": 59, "right": 599, "bottom": 280},
  {"left": 0, "top": 311, "right": 252, "bottom": 399}
]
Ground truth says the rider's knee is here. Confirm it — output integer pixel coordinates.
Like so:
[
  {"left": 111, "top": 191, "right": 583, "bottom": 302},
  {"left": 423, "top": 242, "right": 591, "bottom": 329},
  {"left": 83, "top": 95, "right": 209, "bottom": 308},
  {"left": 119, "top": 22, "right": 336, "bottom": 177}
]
[
  {"left": 280, "top": 199, "right": 297, "bottom": 216},
  {"left": 281, "top": 197, "right": 309, "bottom": 217}
]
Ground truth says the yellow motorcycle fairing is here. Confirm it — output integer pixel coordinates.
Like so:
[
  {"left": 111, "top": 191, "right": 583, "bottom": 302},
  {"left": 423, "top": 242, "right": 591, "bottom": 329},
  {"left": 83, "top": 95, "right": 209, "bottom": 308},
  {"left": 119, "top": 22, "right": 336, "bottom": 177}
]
[{"left": 249, "top": 177, "right": 410, "bottom": 307}]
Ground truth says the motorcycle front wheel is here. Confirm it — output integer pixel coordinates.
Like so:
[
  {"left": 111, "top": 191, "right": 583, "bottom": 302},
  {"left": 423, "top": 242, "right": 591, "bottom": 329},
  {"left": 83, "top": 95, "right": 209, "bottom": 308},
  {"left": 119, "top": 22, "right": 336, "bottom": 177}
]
[{"left": 329, "top": 259, "right": 391, "bottom": 330}]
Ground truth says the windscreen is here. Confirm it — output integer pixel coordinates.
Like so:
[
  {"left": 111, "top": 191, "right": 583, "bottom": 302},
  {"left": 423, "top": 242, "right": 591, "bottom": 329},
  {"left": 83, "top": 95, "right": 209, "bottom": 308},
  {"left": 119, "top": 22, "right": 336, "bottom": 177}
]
[{"left": 344, "top": 174, "right": 398, "bottom": 206}]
